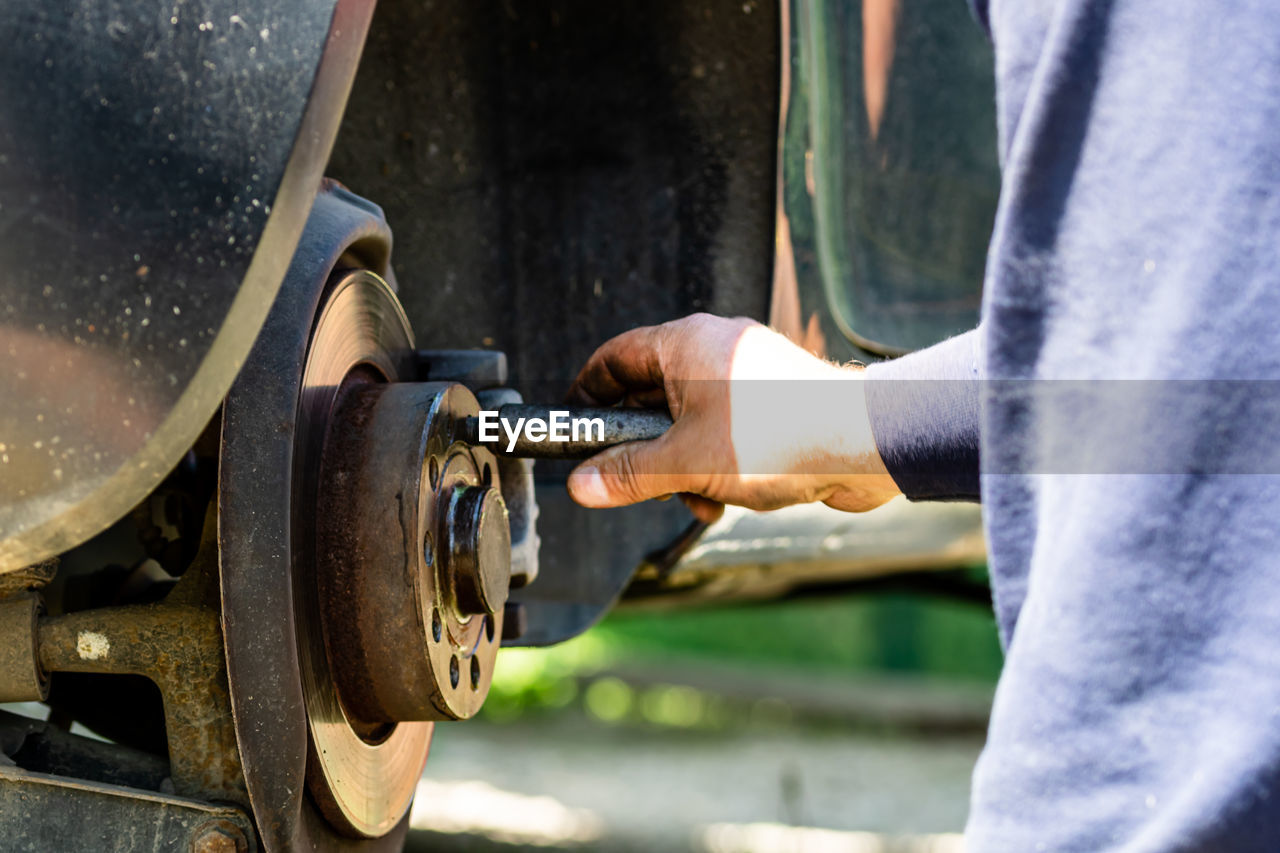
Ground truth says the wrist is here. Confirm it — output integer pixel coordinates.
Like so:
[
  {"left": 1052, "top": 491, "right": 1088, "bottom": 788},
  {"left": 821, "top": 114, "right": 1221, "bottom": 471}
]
[
  {"left": 727, "top": 326, "right": 901, "bottom": 510},
  {"left": 809, "top": 364, "right": 901, "bottom": 507}
]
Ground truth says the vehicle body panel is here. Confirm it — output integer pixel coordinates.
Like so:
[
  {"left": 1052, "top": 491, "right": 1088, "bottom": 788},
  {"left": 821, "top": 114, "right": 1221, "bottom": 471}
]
[{"left": 0, "top": 0, "right": 372, "bottom": 572}]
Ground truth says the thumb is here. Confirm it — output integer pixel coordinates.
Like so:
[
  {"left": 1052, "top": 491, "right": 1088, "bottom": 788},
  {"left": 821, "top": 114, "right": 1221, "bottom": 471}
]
[{"left": 567, "top": 439, "right": 690, "bottom": 509}]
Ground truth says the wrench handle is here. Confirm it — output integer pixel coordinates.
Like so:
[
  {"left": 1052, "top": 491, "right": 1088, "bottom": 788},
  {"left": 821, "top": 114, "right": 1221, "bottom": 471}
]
[{"left": 465, "top": 404, "right": 673, "bottom": 459}]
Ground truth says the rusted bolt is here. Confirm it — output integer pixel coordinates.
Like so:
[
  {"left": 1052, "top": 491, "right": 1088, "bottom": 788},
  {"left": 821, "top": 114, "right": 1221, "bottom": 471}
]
[
  {"left": 449, "top": 486, "right": 511, "bottom": 616},
  {"left": 190, "top": 820, "right": 247, "bottom": 853}
]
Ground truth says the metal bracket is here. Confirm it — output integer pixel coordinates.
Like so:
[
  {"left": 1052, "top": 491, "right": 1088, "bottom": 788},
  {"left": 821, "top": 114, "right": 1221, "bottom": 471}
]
[
  {"left": 36, "top": 602, "right": 247, "bottom": 808},
  {"left": 416, "top": 349, "right": 508, "bottom": 390},
  {"left": 0, "top": 766, "right": 255, "bottom": 852}
]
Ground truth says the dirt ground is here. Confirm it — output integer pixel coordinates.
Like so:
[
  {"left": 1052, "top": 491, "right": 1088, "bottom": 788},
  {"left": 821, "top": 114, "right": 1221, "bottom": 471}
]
[{"left": 406, "top": 711, "right": 984, "bottom": 852}]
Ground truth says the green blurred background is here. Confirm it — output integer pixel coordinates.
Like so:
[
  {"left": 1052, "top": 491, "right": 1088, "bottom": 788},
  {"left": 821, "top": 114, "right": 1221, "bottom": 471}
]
[{"left": 484, "top": 577, "right": 1003, "bottom": 727}]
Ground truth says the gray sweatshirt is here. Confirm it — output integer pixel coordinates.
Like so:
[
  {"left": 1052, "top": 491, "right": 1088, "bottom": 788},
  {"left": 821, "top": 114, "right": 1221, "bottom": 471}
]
[{"left": 865, "top": 1, "right": 1280, "bottom": 849}]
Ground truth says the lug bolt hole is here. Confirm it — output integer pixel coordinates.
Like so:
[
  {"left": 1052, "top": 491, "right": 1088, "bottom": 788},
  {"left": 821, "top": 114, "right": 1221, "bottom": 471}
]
[
  {"left": 449, "top": 655, "right": 460, "bottom": 689},
  {"left": 484, "top": 614, "right": 495, "bottom": 644},
  {"left": 422, "top": 530, "right": 434, "bottom": 566},
  {"left": 482, "top": 462, "right": 493, "bottom": 487},
  {"left": 470, "top": 657, "right": 481, "bottom": 690},
  {"left": 431, "top": 608, "right": 442, "bottom": 643},
  {"left": 429, "top": 456, "right": 440, "bottom": 490}
]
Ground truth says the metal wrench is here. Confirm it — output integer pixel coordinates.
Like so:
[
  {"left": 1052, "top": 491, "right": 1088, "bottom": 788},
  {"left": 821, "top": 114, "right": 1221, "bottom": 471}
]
[{"left": 464, "top": 404, "right": 672, "bottom": 459}]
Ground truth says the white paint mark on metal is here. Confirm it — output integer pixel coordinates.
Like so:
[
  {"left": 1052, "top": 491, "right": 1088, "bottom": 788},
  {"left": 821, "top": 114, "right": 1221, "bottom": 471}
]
[{"left": 76, "top": 631, "right": 110, "bottom": 660}]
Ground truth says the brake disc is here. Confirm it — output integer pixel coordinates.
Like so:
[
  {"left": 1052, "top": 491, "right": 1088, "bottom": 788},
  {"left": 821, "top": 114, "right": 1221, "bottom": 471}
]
[
  {"left": 291, "top": 269, "right": 432, "bottom": 837},
  {"left": 219, "top": 183, "right": 512, "bottom": 849}
]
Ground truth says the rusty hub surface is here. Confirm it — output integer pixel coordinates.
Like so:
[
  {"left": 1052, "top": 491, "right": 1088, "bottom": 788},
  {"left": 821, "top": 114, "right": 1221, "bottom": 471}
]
[{"left": 317, "top": 382, "right": 506, "bottom": 726}]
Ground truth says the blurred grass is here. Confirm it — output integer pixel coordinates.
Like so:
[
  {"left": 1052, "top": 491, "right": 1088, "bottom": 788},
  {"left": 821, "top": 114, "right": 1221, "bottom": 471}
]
[{"left": 484, "top": 586, "right": 1003, "bottom": 721}]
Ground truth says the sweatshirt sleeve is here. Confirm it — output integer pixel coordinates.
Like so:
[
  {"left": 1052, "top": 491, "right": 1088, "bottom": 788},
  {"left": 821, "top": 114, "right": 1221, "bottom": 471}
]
[{"left": 862, "top": 329, "right": 982, "bottom": 502}]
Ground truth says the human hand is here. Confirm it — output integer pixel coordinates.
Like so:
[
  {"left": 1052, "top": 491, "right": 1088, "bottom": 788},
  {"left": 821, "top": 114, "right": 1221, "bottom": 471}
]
[{"left": 565, "top": 314, "right": 901, "bottom": 522}]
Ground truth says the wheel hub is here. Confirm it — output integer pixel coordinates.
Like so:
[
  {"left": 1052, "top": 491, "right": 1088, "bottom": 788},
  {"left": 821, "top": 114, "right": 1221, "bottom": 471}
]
[
  {"left": 316, "top": 381, "right": 506, "bottom": 727},
  {"left": 289, "top": 271, "right": 512, "bottom": 838},
  {"left": 219, "top": 183, "right": 529, "bottom": 848}
]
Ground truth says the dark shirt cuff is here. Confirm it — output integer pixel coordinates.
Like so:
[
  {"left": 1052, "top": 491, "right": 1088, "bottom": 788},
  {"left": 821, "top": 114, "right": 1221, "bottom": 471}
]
[{"left": 863, "top": 330, "right": 982, "bottom": 502}]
